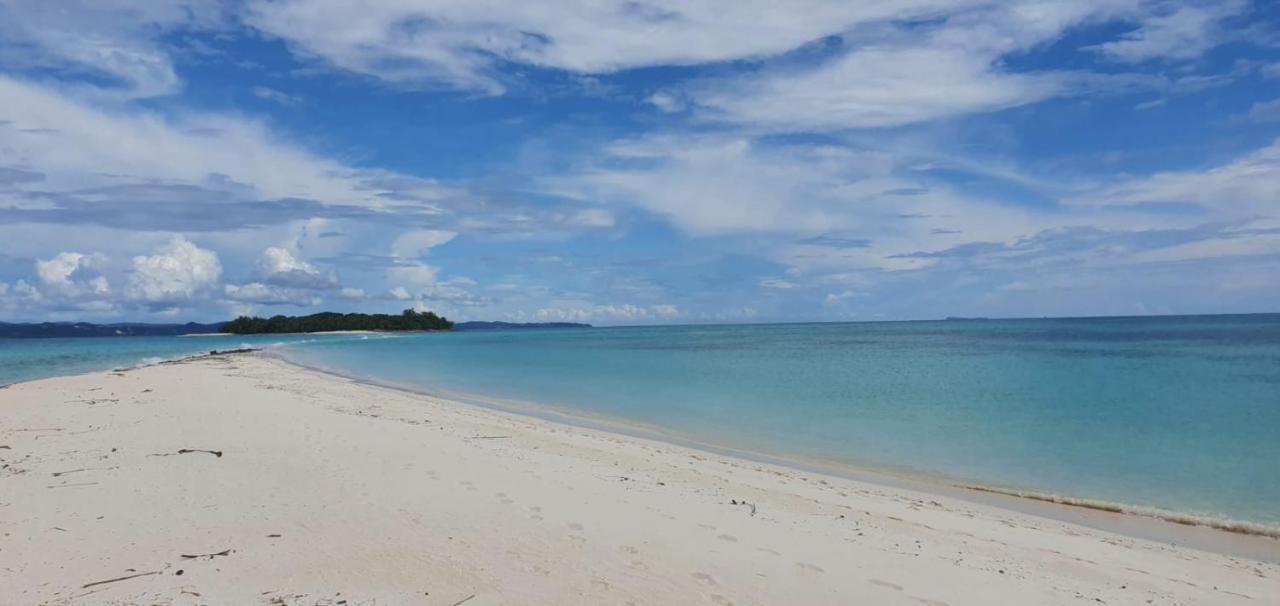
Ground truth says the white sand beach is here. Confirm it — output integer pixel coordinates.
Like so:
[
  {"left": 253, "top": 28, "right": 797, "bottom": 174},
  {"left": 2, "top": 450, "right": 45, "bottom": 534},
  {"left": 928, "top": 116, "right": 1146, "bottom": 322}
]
[{"left": 1, "top": 352, "right": 1276, "bottom": 605}]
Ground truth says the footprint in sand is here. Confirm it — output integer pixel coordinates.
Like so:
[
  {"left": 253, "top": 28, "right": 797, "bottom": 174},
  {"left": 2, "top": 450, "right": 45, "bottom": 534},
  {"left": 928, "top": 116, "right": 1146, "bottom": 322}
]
[
  {"left": 568, "top": 522, "right": 584, "bottom": 531},
  {"left": 716, "top": 534, "right": 738, "bottom": 543},
  {"left": 618, "top": 545, "right": 640, "bottom": 555},
  {"left": 692, "top": 572, "right": 718, "bottom": 587},
  {"left": 590, "top": 578, "right": 611, "bottom": 590},
  {"left": 796, "top": 562, "right": 824, "bottom": 573},
  {"left": 708, "top": 594, "right": 734, "bottom": 605},
  {"left": 870, "top": 579, "right": 904, "bottom": 591}
]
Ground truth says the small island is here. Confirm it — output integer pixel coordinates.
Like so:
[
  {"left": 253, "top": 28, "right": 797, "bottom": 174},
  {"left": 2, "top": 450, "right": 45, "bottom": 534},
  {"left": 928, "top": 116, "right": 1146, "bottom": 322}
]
[{"left": 220, "top": 309, "right": 453, "bottom": 334}]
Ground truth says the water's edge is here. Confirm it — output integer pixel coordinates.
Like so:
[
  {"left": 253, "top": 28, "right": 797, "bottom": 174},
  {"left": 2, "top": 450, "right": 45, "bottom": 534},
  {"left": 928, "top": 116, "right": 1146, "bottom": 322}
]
[{"left": 260, "top": 349, "right": 1280, "bottom": 562}]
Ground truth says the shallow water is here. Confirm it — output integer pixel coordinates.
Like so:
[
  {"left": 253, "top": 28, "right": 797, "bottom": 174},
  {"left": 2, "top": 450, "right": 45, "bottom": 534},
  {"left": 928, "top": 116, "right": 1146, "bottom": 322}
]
[
  {"left": 281, "top": 315, "right": 1280, "bottom": 527},
  {"left": 5, "top": 315, "right": 1279, "bottom": 527}
]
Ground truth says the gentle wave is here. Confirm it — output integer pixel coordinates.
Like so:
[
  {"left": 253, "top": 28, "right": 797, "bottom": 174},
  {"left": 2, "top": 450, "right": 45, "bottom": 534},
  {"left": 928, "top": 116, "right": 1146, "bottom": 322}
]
[{"left": 958, "top": 484, "right": 1280, "bottom": 539}]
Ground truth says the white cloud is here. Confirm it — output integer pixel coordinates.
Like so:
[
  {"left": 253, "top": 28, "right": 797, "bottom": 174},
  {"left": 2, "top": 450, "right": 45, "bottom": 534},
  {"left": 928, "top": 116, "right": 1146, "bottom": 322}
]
[
  {"left": 252, "top": 86, "right": 303, "bottom": 106},
  {"left": 35, "top": 251, "right": 110, "bottom": 295},
  {"left": 0, "top": 74, "right": 441, "bottom": 210},
  {"left": 387, "top": 265, "right": 439, "bottom": 289},
  {"left": 551, "top": 133, "right": 1043, "bottom": 246},
  {"left": 650, "top": 304, "right": 680, "bottom": 319},
  {"left": 1087, "top": 1, "right": 1244, "bottom": 63},
  {"left": 646, "top": 91, "right": 685, "bottom": 113},
  {"left": 534, "top": 306, "right": 593, "bottom": 323},
  {"left": 0, "top": 0, "right": 225, "bottom": 98},
  {"left": 339, "top": 287, "right": 367, "bottom": 300},
  {"left": 244, "top": 0, "right": 971, "bottom": 94},
  {"left": 694, "top": 45, "right": 1059, "bottom": 131},
  {"left": 417, "top": 279, "right": 486, "bottom": 307},
  {"left": 597, "top": 304, "right": 648, "bottom": 320},
  {"left": 258, "top": 246, "right": 338, "bottom": 289},
  {"left": 223, "top": 282, "right": 319, "bottom": 306},
  {"left": 1074, "top": 139, "right": 1280, "bottom": 216},
  {"left": 1246, "top": 99, "right": 1280, "bottom": 123},
  {"left": 685, "top": 2, "right": 1154, "bottom": 132},
  {"left": 391, "top": 230, "right": 456, "bottom": 259},
  {"left": 125, "top": 236, "right": 222, "bottom": 303},
  {"left": 385, "top": 286, "right": 413, "bottom": 300}
]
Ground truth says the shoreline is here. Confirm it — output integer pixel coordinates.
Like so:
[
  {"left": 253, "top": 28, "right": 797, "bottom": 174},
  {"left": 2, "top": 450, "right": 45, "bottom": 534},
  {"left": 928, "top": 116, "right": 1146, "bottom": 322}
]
[
  {"left": 3, "top": 351, "right": 1277, "bottom": 604},
  {"left": 272, "top": 350, "right": 1280, "bottom": 554}
]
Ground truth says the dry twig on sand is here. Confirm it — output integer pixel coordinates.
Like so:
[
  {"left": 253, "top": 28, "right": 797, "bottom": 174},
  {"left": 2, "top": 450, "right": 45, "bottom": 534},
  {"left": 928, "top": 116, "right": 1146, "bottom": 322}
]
[{"left": 81, "top": 570, "right": 161, "bottom": 589}]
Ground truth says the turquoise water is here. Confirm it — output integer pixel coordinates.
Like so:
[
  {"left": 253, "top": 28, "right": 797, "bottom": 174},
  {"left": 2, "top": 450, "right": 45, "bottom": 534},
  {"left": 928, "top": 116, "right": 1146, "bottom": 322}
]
[
  {"left": 4, "top": 315, "right": 1278, "bottom": 527},
  {"left": 0, "top": 333, "right": 361, "bottom": 386}
]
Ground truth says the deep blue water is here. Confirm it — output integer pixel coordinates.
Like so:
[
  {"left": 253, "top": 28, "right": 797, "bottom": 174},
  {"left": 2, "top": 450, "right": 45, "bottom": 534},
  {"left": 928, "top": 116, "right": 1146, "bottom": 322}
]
[{"left": 4, "top": 315, "right": 1279, "bottom": 526}]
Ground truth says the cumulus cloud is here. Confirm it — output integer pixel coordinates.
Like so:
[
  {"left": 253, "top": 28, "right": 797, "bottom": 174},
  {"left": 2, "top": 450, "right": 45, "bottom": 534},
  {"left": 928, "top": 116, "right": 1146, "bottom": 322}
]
[
  {"left": 257, "top": 246, "right": 339, "bottom": 289},
  {"left": 125, "top": 237, "right": 222, "bottom": 304},
  {"left": 35, "top": 251, "right": 109, "bottom": 296}
]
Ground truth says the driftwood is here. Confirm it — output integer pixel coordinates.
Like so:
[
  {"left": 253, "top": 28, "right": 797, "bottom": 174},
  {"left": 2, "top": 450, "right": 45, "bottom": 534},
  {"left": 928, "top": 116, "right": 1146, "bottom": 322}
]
[
  {"left": 151, "top": 449, "right": 223, "bottom": 458},
  {"left": 178, "top": 449, "right": 223, "bottom": 457},
  {"left": 81, "top": 570, "right": 161, "bottom": 589},
  {"left": 52, "top": 466, "right": 117, "bottom": 477},
  {"left": 180, "top": 549, "right": 232, "bottom": 560},
  {"left": 450, "top": 595, "right": 477, "bottom": 606}
]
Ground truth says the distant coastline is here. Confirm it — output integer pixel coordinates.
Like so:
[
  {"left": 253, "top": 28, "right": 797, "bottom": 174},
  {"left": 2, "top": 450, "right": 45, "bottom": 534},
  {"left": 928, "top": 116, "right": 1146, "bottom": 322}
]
[{"left": 1, "top": 317, "right": 592, "bottom": 338}]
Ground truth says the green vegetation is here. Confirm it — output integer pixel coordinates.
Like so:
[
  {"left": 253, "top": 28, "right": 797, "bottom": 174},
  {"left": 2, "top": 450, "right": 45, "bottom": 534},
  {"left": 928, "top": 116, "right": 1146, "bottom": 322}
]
[{"left": 220, "top": 309, "right": 453, "bottom": 334}]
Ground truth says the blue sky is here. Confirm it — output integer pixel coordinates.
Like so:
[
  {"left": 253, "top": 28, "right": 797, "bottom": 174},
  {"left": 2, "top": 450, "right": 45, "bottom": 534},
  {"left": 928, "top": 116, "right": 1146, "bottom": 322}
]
[{"left": 1, "top": 1, "right": 1278, "bottom": 324}]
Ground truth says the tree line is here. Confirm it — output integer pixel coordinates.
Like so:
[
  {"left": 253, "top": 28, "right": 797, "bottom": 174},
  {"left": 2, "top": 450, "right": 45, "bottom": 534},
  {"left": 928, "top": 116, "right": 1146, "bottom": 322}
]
[{"left": 220, "top": 309, "right": 453, "bottom": 334}]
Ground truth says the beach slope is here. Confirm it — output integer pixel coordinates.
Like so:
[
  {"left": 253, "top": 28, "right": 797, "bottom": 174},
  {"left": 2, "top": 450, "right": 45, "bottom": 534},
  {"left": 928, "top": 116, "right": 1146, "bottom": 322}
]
[{"left": 0, "top": 353, "right": 1275, "bottom": 605}]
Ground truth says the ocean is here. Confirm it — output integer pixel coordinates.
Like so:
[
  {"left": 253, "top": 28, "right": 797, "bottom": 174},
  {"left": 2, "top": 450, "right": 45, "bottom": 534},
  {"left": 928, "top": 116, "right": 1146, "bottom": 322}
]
[{"left": 4, "top": 315, "right": 1278, "bottom": 529}]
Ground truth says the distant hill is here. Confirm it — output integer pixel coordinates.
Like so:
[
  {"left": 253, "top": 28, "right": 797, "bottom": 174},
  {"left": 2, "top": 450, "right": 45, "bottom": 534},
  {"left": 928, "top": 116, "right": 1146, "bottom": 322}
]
[
  {"left": 454, "top": 321, "right": 592, "bottom": 331},
  {"left": 0, "top": 321, "right": 226, "bottom": 338},
  {"left": 0, "top": 317, "right": 590, "bottom": 338}
]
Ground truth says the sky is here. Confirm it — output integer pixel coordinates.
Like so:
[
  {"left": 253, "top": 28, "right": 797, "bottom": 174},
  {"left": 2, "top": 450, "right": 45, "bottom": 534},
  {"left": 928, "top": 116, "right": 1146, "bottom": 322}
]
[{"left": 0, "top": 1, "right": 1278, "bottom": 325}]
